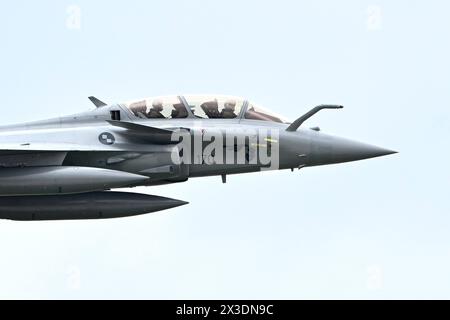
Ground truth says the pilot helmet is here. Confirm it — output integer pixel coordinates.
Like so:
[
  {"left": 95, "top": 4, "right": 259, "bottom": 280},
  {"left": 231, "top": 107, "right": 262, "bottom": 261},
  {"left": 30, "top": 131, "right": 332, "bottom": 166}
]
[{"left": 152, "top": 99, "right": 164, "bottom": 111}]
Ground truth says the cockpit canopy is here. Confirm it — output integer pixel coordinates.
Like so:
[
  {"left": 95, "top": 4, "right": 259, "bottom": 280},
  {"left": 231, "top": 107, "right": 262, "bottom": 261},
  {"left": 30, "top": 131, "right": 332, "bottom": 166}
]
[
  {"left": 127, "top": 96, "right": 188, "bottom": 119},
  {"left": 123, "top": 95, "right": 290, "bottom": 123}
]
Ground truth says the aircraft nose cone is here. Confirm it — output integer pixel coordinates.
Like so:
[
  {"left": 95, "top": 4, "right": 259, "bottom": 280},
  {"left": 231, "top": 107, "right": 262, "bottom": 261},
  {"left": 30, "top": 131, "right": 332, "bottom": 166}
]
[{"left": 330, "top": 137, "right": 397, "bottom": 163}]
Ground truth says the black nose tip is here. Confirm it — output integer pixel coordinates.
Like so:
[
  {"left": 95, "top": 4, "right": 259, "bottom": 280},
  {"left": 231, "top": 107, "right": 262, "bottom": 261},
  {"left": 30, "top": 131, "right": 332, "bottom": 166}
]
[{"left": 330, "top": 138, "right": 397, "bottom": 163}]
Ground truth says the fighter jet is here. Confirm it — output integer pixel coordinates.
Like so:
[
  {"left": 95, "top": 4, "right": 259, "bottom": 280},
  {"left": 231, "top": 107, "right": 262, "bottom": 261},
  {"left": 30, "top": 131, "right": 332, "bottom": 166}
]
[{"left": 0, "top": 94, "right": 396, "bottom": 220}]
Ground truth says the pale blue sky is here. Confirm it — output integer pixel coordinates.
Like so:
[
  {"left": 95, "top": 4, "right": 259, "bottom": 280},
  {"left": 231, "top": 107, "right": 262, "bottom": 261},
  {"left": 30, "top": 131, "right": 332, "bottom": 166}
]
[{"left": 0, "top": 0, "right": 449, "bottom": 299}]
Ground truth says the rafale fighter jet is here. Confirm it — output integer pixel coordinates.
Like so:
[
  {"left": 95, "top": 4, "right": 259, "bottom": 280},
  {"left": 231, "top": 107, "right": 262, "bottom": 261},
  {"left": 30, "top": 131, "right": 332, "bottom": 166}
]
[{"left": 0, "top": 95, "right": 396, "bottom": 220}]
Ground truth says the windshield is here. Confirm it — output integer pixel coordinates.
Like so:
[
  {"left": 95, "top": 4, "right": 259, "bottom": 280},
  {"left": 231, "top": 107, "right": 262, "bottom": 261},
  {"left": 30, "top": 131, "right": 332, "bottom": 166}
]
[{"left": 245, "top": 103, "right": 290, "bottom": 124}]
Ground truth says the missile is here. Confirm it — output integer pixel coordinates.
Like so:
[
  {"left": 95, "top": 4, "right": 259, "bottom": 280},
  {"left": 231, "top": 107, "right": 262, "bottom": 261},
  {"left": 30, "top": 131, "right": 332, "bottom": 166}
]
[
  {"left": 0, "top": 191, "right": 188, "bottom": 221},
  {"left": 0, "top": 166, "right": 149, "bottom": 196}
]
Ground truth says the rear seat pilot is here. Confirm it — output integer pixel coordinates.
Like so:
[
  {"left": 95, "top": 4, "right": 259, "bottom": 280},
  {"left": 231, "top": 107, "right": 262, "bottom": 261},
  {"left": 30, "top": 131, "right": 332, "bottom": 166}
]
[
  {"left": 147, "top": 100, "right": 165, "bottom": 118},
  {"left": 221, "top": 100, "right": 237, "bottom": 118}
]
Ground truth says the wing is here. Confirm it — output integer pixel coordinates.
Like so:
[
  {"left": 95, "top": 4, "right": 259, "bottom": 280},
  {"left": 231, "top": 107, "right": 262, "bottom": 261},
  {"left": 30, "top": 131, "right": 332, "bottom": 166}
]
[{"left": 0, "top": 120, "right": 188, "bottom": 167}]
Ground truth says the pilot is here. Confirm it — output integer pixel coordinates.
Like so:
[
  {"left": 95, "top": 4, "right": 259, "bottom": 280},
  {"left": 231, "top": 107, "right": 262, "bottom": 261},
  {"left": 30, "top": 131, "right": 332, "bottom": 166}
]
[
  {"left": 201, "top": 99, "right": 220, "bottom": 118},
  {"left": 171, "top": 103, "right": 188, "bottom": 118},
  {"left": 147, "top": 100, "right": 165, "bottom": 118},
  {"left": 220, "top": 100, "right": 237, "bottom": 119}
]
